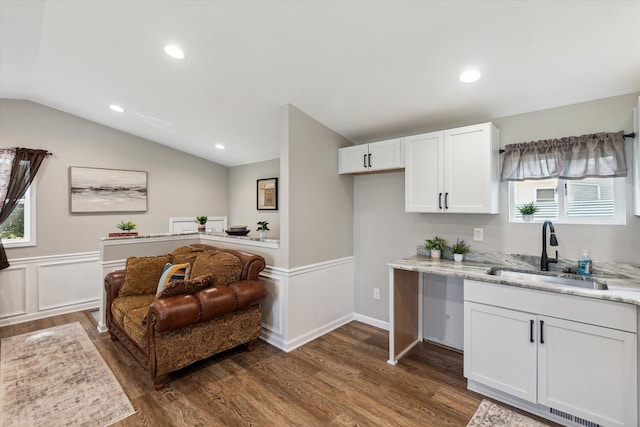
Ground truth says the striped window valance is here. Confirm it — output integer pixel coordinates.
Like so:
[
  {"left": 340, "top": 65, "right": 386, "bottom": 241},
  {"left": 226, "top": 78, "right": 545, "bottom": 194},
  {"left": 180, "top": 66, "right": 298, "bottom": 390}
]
[{"left": 500, "top": 131, "right": 627, "bottom": 181}]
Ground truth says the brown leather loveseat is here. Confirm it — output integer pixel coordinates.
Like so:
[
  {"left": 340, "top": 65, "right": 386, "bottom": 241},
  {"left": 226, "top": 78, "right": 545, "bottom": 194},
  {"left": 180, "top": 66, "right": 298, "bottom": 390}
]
[{"left": 105, "top": 244, "right": 267, "bottom": 389}]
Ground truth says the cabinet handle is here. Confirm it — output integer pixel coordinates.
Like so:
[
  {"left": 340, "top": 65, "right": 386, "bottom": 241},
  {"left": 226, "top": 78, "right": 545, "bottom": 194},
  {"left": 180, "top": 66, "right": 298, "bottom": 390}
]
[
  {"left": 539, "top": 320, "right": 544, "bottom": 344},
  {"left": 530, "top": 319, "right": 534, "bottom": 343},
  {"left": 438, "top": 193, "right": 443, "bottom": 209},
  {"left": 363, "top": 154, "right": 367, "bottom": 168},
  {"left": 368, "top": 153, "right": 372, "bottom": 168},
  {"left": 444, "top": 192, "right": 449, "bottom": 209}
]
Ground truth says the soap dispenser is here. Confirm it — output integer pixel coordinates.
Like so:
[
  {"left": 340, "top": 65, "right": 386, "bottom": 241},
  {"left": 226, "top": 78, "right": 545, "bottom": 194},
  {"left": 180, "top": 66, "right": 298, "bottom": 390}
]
[{"left": 577, "top": 249, "right": 592, "bottom": 275}]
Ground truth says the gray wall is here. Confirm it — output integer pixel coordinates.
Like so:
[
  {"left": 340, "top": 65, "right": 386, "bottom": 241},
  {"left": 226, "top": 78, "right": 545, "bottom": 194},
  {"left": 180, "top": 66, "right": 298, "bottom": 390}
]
[
  {"left": 229, "top": 158, "right": 280, "bottom": 237},
  {"left": 1, "top": 100, "right": 229, "bottom": 259},
  {"left": 354, "top": 92, "right": 640, "bottom": 322},
  {"left": 287, "top": 105, "right": 354, "bottom": 268}
]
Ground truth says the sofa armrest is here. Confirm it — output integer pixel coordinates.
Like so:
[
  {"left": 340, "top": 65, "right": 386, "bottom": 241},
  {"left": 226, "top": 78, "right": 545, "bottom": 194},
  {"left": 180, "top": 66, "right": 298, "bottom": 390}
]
[
  {"left": 229, "top": 280, "right": 267, "bottom": 310},
  {"left": 105, "top": 270, "right": 126, "bottom": 304}
]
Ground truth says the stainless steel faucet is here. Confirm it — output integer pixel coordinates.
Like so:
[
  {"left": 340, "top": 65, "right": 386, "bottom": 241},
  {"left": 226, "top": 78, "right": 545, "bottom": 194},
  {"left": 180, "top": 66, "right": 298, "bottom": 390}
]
[{"left": 541, "top": 220, "right": 559, "bottom": 271}]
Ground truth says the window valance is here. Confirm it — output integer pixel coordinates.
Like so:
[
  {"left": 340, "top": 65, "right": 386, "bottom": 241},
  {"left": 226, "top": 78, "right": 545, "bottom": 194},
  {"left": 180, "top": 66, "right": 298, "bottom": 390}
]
[{"left": 500, "top": 131, "right": 627, "bottom": 181}]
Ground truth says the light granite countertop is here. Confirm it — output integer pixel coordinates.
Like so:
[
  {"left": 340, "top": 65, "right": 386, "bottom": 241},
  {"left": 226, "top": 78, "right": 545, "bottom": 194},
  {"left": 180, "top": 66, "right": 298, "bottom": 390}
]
[{"left": 389, "top": 251, "right": 640, "bottom": 307}]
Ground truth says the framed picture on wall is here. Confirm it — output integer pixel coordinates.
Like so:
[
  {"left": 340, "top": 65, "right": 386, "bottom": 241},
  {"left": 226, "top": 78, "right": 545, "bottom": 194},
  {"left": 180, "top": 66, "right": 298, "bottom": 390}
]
[
  {"left": 69, "top": 167, "right": 148, "bottom": 213},
  {"left": 257, "top": 177, "right": 278, "bottom": 210}
]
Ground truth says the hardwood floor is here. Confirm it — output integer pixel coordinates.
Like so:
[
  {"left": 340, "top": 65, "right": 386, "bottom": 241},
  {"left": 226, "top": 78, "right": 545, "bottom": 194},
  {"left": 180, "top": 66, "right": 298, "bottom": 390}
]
[{"left": 1, "top": 311, "right": 559, "bottom": 426}]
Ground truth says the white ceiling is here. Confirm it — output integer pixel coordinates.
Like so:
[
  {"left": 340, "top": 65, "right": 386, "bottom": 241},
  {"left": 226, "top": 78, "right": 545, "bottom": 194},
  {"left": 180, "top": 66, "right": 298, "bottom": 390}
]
[{"left": 1, "top": 1, "right": 639, "bottom": 167}]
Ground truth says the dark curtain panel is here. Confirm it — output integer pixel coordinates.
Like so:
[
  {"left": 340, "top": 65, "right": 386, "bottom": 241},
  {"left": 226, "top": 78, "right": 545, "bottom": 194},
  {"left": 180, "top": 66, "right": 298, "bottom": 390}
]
[{"left": 0, "top": 148, "right": 49, "bottom": 270}]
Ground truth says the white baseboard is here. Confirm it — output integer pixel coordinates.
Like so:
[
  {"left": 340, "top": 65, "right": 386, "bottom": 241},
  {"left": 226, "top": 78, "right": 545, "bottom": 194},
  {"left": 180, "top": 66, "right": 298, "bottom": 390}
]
[
  {"left": 0, "top": 301, "right": 99, "bottom": 328},
  {"left": 353, "top": 313, "right": 389, "bottom": 331},
  {"left": 282, "top": 313, "right": 354, "bottom": 352}
]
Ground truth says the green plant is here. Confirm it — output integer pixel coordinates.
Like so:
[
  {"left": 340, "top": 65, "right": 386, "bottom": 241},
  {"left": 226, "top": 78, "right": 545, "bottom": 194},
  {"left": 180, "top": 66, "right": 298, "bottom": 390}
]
[
  {"left": 450, "top": 238, "right": 471, "bottom": 254},
  {"left": 425, "top": 236, "right": 447, "bottom": 251},
  {"left": 116, "top": 221, "right": 136, "bottom": 231},
  {"left": 195, "top": 215, "right": 208, "bottom": 225},
  {"left": 257, "top": 221, "right": 270, "bottom": 231},
  {"left": 519, "top": 202, "right": 539, "bottom": 215}
]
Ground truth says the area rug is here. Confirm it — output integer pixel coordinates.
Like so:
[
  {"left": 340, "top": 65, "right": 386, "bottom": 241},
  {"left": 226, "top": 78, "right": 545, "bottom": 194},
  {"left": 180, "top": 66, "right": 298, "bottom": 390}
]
[
  {"left": 1, "top": 322, "right": 135, "bottom": 426},
  {"left": 467, "top": 399, "right": 549, "bottom": 427}
]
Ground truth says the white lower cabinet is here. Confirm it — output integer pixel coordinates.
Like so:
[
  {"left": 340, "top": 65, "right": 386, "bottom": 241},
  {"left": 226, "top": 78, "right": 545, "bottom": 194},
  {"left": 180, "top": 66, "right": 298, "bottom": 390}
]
[{"left": 464, "top": 280, "right": 637, "bottom": 427}]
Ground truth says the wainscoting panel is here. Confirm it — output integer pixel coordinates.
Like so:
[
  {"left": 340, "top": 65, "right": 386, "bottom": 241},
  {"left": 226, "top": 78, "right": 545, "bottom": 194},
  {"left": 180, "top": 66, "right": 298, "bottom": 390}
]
[
  {"left": 285, "top": 257, "right": 355, "bottom": 351},
  {"left": 259, "top": 272, "right": 283, "bottom": 337},
  {"left": 38, "top": 257, "right": 102, "bottom": 311},
  {"left": 258, "top": 257, "right": 355, "bottom": 352},
  {"left": 0, "top": 252, "right": 101, "bottom": 327},
  {"left": 0, "top": 266, "right": 27, "bottom": 319}
]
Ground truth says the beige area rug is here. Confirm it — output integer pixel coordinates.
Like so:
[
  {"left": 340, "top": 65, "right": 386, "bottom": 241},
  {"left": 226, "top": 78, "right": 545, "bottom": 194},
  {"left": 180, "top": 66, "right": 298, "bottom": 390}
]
[
  {"left": 468, "top": 399, "right": 550, "bottom": 427},
  {"left": 1, "top": 322, "right": 135, "bottom": 426}
]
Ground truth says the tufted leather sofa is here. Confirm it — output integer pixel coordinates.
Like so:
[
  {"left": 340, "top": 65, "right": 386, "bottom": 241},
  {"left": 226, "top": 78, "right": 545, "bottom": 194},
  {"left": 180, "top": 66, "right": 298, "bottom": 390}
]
[{"left": 105, "top": 244, "right": 267, "bottom": 390}]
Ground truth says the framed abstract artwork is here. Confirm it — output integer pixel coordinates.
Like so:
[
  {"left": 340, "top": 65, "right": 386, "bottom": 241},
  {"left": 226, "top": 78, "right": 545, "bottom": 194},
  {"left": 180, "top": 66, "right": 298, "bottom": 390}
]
[
  {"left": 69, "top": 167, "right": 148, "bottom": 213},
  {"left": 257, "top": 177, "right": 278, "bottom": 210}
]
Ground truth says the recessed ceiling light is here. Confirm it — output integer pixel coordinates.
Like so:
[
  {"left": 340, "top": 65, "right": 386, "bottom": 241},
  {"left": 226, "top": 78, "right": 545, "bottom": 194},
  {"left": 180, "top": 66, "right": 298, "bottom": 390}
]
[
  {"left": 109, "top": 104, "right": 124, "bottom": 113},
  {"left": 214, "top": 144, "right": 225, "bottom": 150},
  {"left": 164, "top": 44, "right": 185, "bottom": 59},
  {"left": 459, "top": 69, "right": 481, "bottom": 83}
]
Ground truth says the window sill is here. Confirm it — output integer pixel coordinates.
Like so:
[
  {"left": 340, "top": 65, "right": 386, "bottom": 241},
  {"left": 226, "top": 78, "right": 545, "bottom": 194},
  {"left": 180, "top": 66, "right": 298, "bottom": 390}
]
[{"left": 2, "top": 240, "right": 36, "bottom": 249}]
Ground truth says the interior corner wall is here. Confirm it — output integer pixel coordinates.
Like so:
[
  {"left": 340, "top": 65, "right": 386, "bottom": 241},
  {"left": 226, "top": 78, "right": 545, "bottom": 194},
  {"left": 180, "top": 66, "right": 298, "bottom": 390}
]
[
  {"left": 354, "top": 92, "right": 640, "bottom": 323},
  {"left": 286, "top": 105, "right": 354, "bottom": 268},
  {"left": 229, "top": 158, "right": 280, "bottom": 237},
  {"left": 1, "top": 99, "right": 229, "bottom": 259}
]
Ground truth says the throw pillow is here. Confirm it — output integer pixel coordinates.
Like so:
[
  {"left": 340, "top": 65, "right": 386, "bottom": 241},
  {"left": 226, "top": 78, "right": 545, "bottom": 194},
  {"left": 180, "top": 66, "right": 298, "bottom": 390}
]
[
  {"left": 171, "top": 245, "right": 206, "bottom": 265},
  {"left": 119, "top": 254, "right": 173, "bottom": 297},
  {"left": 157, "top": 274, "right": 213, "bottom": 299},
  {"left": 190, "top": 250, "right": 242, "bottom": 286},
  {"left": 156, "top": 262, "right": 191, "bottom": 297}
]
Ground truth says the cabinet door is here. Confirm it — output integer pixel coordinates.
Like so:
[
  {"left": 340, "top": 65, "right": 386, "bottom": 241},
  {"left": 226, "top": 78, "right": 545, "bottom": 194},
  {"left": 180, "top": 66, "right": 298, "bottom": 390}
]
[
  {"left": 634, "top": 97, "right": 639, "bottom": 216},
  {"left": 339, "top": 144, "right": 369, "bottom": 174},
  {"left": 538, "top": 316, "right": 637, "bottom": 427},
  {"left": 464, "top": 302, "right": 537, "bottom": 403},
  {"left": 443, "top": 123, "right": 499, "bottom": 213},
  {"left": 368, "top": 138, "right": 403, "bottom": 171},
  {"left": 405, "top": 131, "right": 443, "bottom": 212}
]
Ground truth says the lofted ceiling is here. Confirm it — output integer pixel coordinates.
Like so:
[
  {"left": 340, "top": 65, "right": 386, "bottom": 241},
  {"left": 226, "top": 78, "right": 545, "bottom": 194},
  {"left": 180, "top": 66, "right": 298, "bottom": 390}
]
[{"left": 1, "top": 0, "right": 639, "bottom": 167}]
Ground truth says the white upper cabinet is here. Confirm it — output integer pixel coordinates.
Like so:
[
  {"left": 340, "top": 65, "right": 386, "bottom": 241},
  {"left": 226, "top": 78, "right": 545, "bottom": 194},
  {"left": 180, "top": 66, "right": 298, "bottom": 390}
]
[
  {"left": 634, "top": 96, "right": 639, "bottom": 216},
  {"left": 405, "top": 122, "right": 500, "bottom": 213},
  {"left": 339, "top": 138, "right": 403, "bottom": 174}
]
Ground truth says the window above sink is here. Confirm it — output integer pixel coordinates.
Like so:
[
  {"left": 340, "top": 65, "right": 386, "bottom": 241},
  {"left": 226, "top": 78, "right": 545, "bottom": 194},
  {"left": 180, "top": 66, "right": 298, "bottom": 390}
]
[{"left": 509, "top": 177, "right": 626, "bottom": 225}]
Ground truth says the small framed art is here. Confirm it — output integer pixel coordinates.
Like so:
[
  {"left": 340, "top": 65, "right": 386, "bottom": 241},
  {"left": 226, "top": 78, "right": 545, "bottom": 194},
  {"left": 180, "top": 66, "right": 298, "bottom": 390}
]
[{"left": 257, "top": 177, "right": 278, "bottom": 210}]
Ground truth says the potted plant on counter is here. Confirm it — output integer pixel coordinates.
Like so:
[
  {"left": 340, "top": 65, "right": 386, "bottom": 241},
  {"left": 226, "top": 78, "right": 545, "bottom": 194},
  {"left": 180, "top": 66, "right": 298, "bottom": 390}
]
[
  {"left": 195, "top": 216, "right": 208, "bottom": 233},
  {"left": 425, "top": 236, "right": 447, "bottom": 259},
  {"left": 451, "top": 238, "right": 471, "bottom": 262},
  {"left": 256, "top": 221, "right": 269, "bottom": 239},
  {"left": 110, "top": 221, "right": 138, "bottom": 237},
  {"left": 519, "top": 202, "right": 538, "bottom": 222}
]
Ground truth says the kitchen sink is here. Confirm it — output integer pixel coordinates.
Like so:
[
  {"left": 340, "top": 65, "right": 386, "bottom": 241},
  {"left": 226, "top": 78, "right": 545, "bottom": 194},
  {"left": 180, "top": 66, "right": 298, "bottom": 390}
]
[{"left": 487, "top": 267, "right": 608, "bottom": 290}]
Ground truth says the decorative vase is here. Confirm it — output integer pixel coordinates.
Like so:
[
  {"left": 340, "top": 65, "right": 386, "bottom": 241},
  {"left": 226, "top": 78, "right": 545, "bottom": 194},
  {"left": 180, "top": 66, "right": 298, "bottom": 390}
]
[
  {"left": 258, "top": 231, "right": 267, "bottom": 239},
  {"left": 522, "top": 214, "right": 533, "bottom": 222},
  {"left": 198, "top": 224, "right": 206, "bottom": 233},
  {"left": 430, "top": 249, "right": 441, "bottom": 259},
  {"left": 454, "top": 253, "right": 464, "bottom": 262}
]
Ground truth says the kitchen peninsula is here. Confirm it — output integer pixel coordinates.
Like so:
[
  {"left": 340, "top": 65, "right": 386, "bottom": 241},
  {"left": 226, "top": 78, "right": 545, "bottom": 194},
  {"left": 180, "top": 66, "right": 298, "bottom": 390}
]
[{"left": 388, "top": 252, "right": 640, "bottom": 427}]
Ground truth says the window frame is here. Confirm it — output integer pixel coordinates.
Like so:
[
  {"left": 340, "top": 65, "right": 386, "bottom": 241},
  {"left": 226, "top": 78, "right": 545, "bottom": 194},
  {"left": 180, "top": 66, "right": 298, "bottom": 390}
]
[
  {"left": 1, "top": 184, "right": 37, "bottom": 248},
  {"left": 509, "top": 177, "right": 626, "bottom": 225}
]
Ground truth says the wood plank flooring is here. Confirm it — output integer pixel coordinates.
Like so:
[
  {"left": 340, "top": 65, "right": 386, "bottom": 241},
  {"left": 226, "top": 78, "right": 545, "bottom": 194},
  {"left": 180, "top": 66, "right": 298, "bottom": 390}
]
[{"left": 1, "top": 311, "right": 559, "bottom": 426}]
